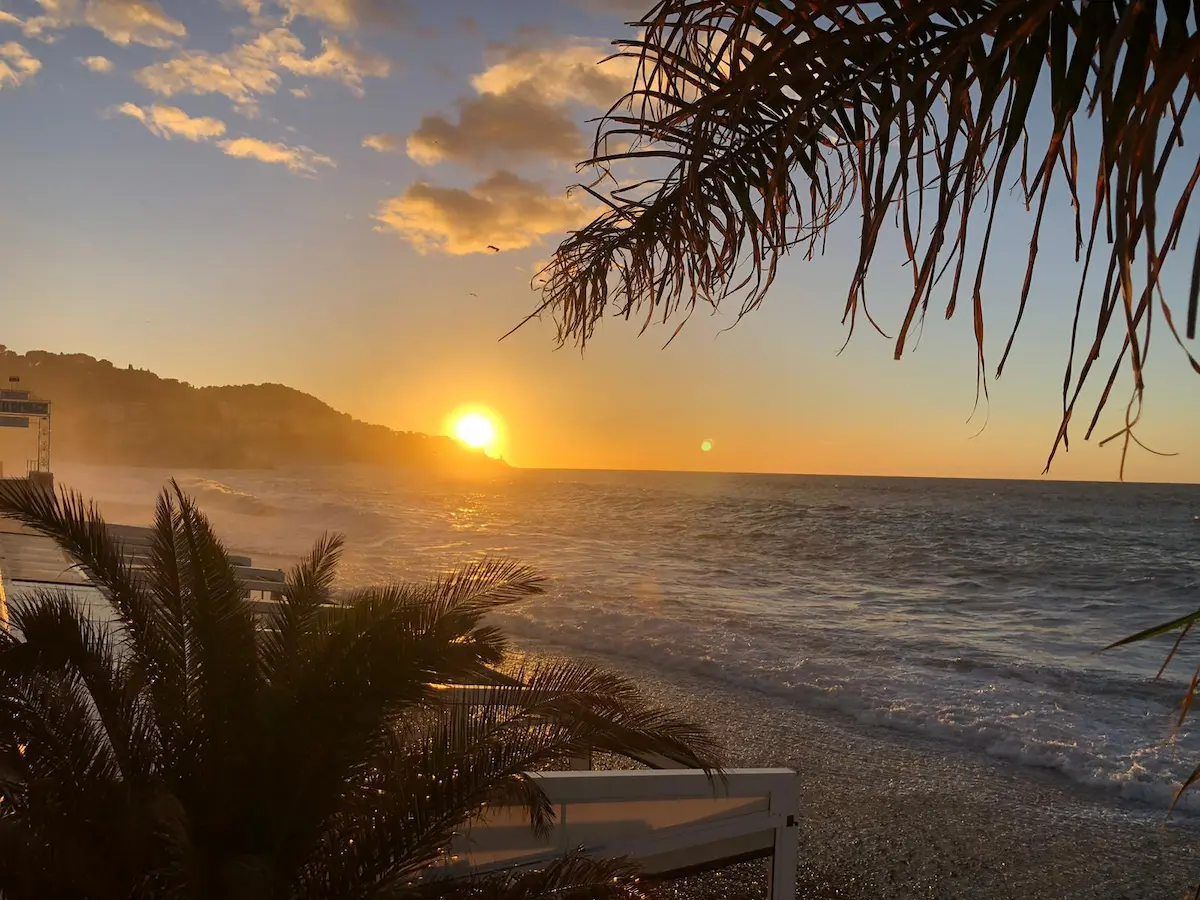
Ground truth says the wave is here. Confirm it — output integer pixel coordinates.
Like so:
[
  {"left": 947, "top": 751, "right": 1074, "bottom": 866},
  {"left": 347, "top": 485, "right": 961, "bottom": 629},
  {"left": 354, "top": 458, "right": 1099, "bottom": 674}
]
[
  {"left": 176, "top": 478, "right": 276, "bottom": 517},
  {"left": 496, "top": 608, "right": 1200, "bottom": 814}
]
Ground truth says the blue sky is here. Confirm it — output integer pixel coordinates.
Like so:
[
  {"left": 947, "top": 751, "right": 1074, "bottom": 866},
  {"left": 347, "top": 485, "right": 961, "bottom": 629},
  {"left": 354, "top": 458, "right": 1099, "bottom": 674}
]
[{"left": 1, "top": 0, "right": 1198, "bottom": 481}]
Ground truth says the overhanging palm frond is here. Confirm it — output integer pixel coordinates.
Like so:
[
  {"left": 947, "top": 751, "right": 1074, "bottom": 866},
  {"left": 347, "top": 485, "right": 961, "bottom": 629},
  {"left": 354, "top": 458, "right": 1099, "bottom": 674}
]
[{"left": 535, "top": 0, "right": 1200, "bottom": 473}]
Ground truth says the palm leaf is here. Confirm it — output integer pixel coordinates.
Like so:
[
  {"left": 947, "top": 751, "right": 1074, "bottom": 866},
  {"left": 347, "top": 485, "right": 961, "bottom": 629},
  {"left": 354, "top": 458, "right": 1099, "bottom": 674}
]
[
  {"left": 0, "top": 589, "right": 152, "bottom": 781},
  {"left": 0, "top": 480, "right": 170, "bottom": 683},
  {"left": 534, "top": 0, "right": 1200, "bottom": 473},
  {"left": 260, "top": 531, "right": 345, "bottom": 686}
]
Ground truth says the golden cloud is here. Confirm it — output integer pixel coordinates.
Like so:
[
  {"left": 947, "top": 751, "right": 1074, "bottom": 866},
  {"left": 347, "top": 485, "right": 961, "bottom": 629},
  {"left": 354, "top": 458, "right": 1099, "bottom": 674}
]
[
  {"left": 218, "top": 136, "right": 335, "bottom": 175},
  {"left": 21, "top": 0, "right": 185, "bottom": 49},
  {"left": 279, "top": 36, "right": 389, "bottom": 96},
  {"left": 118, "top": 102, "right": 227, "bottom": 141},
  {"left": 362, "top": 132, "right": 401, "bottom": 153},
  {"left": 277, "top": 0, "right": 405, "bottom": 30},
  {"left": 406, "top": 87, "right": 584, "bottom": 168},
  {"left": 79, "top": 54, "right": 113, "bottom": 72},
  {"left": 134, "top": 27, "right": 388, "bottom": 115},
  {"left": 405, "top": 40, "right": 635, "bottom": 169},
  {"left": 0, "top": 42, "right": 41, "bottom": 90},
  {"left": 373, "top": 171, "right": 594, "bottom": 255},
  {"left": 471, "top": 42, "right": 636, "bottom": 107}
]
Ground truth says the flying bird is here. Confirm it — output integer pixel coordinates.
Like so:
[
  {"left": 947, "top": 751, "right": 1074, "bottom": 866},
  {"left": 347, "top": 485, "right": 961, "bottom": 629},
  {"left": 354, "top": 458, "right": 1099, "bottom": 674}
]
[{"left": 487, "top": 245, "right": 500, "bottom": 252}]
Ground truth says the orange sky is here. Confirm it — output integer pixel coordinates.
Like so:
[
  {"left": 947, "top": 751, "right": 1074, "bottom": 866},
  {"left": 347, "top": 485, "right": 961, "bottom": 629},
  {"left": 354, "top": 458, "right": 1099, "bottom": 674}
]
[{"left": 2, "top": 0, "right": 1199, "bottom": 483}]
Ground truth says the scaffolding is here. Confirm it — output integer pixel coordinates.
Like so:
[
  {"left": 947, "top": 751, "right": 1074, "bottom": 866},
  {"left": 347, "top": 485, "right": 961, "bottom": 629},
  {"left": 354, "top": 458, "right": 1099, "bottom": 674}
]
[{"left": 0, "top": 377, "right": 51, "bottom": 476}]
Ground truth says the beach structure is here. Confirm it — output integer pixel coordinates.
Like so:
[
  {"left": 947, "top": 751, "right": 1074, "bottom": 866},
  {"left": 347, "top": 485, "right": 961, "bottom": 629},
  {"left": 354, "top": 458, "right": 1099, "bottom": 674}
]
[
  {"left": 0, "top": 378, "right": 52, "bottom": 488},
  {"left": 0, "top": 505, "right": 799, "bottom": 898}
]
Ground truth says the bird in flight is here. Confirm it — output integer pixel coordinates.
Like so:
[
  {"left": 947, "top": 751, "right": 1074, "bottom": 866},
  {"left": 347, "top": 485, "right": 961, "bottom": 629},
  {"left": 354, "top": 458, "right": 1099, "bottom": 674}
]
[{"left": 487, "top": 245, "right": 500, "bottom": 252}]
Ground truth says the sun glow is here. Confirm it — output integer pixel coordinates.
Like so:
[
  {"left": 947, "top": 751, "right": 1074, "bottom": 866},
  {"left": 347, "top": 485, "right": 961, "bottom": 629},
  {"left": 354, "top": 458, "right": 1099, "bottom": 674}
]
[
  {"left": 455, "top": 413, "right": 496, "bottom": 449},
  {"left": 445, "top": 405, "right": 506, "bottom": 459}
]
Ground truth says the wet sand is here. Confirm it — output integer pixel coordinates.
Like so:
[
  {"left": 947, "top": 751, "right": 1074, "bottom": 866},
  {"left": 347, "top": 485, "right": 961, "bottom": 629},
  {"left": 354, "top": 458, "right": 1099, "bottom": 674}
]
[{"left": 521, "top": 645, "right": 1200, "bottom": 900}]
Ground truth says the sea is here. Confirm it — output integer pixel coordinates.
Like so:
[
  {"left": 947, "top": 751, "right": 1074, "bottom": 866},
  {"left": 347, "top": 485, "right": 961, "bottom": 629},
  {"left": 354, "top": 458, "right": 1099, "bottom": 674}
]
[{"left": 57, "top": 464, "right": 1200, "bottom": 818}]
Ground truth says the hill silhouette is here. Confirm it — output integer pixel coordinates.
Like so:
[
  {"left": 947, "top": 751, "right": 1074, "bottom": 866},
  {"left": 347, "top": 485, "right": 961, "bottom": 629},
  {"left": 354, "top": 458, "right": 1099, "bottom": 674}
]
[{"left": 0, "top": 347, "right": 500, "bottom": 472}]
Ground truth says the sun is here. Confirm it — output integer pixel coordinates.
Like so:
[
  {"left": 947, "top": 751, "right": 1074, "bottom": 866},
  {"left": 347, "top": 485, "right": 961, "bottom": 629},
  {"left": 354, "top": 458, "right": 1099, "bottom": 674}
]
[{"left": 454, "top": 412, "right": 497, "bottom": 451}]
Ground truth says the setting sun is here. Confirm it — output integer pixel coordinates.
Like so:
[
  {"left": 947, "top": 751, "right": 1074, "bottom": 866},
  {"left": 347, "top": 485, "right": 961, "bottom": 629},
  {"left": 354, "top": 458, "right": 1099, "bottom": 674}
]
[{"left": 455, "top": 413, "right": 496, "bottom": 449}]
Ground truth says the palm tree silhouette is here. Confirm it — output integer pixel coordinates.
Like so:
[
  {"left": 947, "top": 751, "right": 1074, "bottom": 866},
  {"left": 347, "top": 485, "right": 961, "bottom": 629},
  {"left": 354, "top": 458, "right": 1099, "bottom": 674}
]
[{"left": 0, "top": 479, "right": 721, "bottom": 899}]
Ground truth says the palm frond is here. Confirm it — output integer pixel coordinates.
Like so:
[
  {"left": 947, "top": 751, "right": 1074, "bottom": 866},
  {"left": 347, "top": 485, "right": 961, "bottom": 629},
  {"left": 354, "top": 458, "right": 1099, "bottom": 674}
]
[
  {"left": 260, "top": 531, "right": 345, "bottom": 685},
  {"left": 535, "top": 0, "right": 1200, "bottom": 471},
  {"left": 0, "top": 479, "right": 170, "bottom": 672},
  {"left": 249, "top": 563, "right": 542, "bottom": 880},
  {"left": 487, "top": 661, "right": 724, "bottom": 774},
  {"left": 300, "top": 660, "right": 721, "bottom": 895},
  {"left": 411, "top": 557, "right": 548, "bottom": 618},
  {"left": 155, "top": 482, "right": 259, "bottom": 840},
  {"left": 0, "top": 589, "right": 152, "bottom": 781}
]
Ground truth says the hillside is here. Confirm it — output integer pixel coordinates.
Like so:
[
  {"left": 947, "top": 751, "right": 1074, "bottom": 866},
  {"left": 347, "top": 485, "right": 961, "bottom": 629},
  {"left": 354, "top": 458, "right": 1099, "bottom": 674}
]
[{"left": 0, "top": 347, "right": 499, "bottom": 471}]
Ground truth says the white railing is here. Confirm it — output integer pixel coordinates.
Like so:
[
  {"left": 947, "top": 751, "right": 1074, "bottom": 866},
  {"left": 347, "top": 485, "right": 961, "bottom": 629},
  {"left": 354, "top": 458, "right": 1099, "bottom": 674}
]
[
  {"left": 434, "top": 768, "right": 798, "bottom": 899},
  {"left": 429, "top": 684, "right": 799, "bottom": 899}
]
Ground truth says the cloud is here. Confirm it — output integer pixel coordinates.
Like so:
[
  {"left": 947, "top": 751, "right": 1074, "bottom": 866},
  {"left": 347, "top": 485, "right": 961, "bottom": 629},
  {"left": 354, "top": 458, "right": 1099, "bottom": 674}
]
[
  {"left": 278, "top": 0, "right": 407, "bottom": 30},
  {"left": 406, "top": 40, "right": 635, "bottom": 169},
  {"left": 115, "top": 98, "right": 332, "bottom": 176},
  {"left": 134, "top": 27, "right": 389, "bottom": 114},
  {"left": 407, "top": 87, "right": 584, "bottom": 168},
  {"left": 0, "top": 11, "right": 21, "bottom": 26},
  {"left": 373, "top": 171, "right": 594, "bottom": 255},
  {"left": 471, "top": 42, "right": 635, "bottom": 107},
  {"left": 0, "top": 41, "right": 40, "bottom": 89},
  {"left": 573, "top": 0, "right": 652, "bottom": 15},
  {"left": 362, "top": 132, "right": 401, "bottom": 153},
  {"left": 218, "top": 136, "right": 335, "bottom": 174},
  {"left": 279, "top": 36, "right": 389, "bottom": 96},
  {"left": 118, "top": 102, "right": 227, "bottom": 141},
  {"left": 21, "top": 0, "right": 186, "bottom": 48},
  {"left": 79, "top": 54, "right": 113, "bottom": 72},
  {"left": 290, "top": 86, "right": 309, "bottom": 97}
]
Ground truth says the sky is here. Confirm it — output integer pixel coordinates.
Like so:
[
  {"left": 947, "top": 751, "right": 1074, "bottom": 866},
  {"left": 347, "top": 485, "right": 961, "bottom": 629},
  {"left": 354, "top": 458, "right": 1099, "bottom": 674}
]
[{"left": 1, "top": 0, "right": 1199, "bottom": 482}]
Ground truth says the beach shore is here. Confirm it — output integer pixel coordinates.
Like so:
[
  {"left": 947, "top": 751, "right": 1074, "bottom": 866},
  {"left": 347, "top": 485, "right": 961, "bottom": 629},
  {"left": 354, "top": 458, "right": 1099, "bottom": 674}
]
[{"left": 519, "top": 644, "right": 1200, "bottom": 900}]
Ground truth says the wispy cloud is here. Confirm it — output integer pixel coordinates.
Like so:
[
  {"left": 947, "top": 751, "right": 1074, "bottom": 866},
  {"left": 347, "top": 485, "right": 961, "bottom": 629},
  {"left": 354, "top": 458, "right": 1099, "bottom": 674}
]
[
  {"left": 361, "top": 132, "right": 401, "bottom": 153},
  {"left": 373, "top": 171, "right": 593, "bottom": 255},
  {"left": 0, "top": 41, "right": 41, "bottom": 90},
  {"left": 20, "top": 0, "right": 186, "bottom": 49},
  {"left": 118, "top": 102, "right": 227, "bottom": 141},
  {"left": 279, "top": 36, "right": 389, "bottom": 96},
  {"left": 218, "top": 136, "right": 335, "bottom": 175},
  {"left": 79, "top": 54, "right": 113, "bottom": 73},
  {"left": 134, "top": 27, "right": 389, "bottom": 115},
  {"left": 116, "top": 97, "right": 333, "bottom": 176}
]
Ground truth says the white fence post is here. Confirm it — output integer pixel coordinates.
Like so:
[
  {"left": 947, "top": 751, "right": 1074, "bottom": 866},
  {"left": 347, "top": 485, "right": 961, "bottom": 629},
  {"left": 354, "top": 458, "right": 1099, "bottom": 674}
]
[{"left": 766, "top": 772, "right": 798, "bottom": 900}]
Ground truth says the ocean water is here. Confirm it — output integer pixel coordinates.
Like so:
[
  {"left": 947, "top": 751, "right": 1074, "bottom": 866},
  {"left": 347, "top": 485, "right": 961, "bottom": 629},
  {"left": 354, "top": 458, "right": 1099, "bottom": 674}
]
[{"left": 57, "top": 464, "right": 1200, "bottom": 815}]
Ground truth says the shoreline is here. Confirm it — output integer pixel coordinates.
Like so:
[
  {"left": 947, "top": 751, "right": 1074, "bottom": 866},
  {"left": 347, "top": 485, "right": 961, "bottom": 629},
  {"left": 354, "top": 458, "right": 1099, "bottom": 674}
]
[{"left": 516, "top": 640, "right": 1200, "bottom": 899}]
